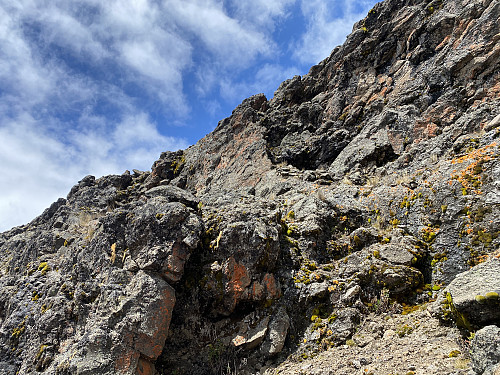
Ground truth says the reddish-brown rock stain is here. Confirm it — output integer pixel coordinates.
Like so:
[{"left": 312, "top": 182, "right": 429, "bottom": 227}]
[
  {"left": 223, "top": 257, "right": 251, "bottom": 311},
  {"left": 262, "top": 273, "right": 281, "bottom": 299}
]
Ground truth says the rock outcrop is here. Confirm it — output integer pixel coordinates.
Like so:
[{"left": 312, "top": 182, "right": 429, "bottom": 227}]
[
  {"left": 471, "top": 325, "right": 500, "bottom": 375},
  {"left": 0, "top": 0, "right": 499, "bottom": 373}
]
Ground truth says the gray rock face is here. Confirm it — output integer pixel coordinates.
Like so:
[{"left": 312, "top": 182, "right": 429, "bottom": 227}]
[
  {"left": 0, "top": 172, "right": 202, "bottom": 375},
  {"left": 0, "top": 0, "right": 499, "bottom": 373},
  {"left": 471, "top": 325, "right": 500, "bottom": 375}
]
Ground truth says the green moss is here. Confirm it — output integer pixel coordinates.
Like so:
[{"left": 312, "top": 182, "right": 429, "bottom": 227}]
[
  {"left": 449, "top": 350, "right": 461, "bottom": 358},
  {"left": 11, "top": 318, "right": 26, "bottom": 340},
  {"left": 390, "top": 218, "right": 400, "bottom": 227},
  {"left": 338, "top": 112, "right": 348, "bottom": 121},
  {"left": 485, "top": 292, "right": 499, "bottom": 300},
  {"left": 353, "top": 235, "right": 362, "bottom": 247},
  {"left": 31, "top": 291, "right": 41, "bottom": 302},
  {"left": 327, "top": 314, "right": 337, "bottom": 323},
  {"left": 475, "top": 295, "right": 486, "bottom": 303},
  {"left": 373, "top": 250, "right": 380, "bottom": 259},
  {"left": 287, "top": 225, "right": 299, "bottom": 236},
  {"left": 443, "top": 292, "right": 472, "bottom": 331},
  {"left": 401, "top": 304, "right": 421, "bottom": 315}
]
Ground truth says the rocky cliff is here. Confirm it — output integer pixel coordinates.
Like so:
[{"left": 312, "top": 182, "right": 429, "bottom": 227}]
[{"left": 0, "top": 0, "right": 499, "bottom": 374}]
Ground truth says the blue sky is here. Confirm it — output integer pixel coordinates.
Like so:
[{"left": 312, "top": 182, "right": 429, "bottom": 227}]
[{"left": 0, "top": 0, "right": 378, "bottom": 231}]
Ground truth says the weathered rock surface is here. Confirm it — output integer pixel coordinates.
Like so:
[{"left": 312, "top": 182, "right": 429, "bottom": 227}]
[
  {"left": 471, "top": 325, "right": 500, "bottom": 375},
  {"left": 0, "top": 0, "right": 499, "bottom": 373},
  {"left": 433, "top": 258, "right": 500, "bottom": 328},
  {"left": 265, "top": 307, "right": 471, "bottom": 375}
]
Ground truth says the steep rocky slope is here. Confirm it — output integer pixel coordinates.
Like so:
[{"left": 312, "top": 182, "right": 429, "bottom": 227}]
[{"left": 0, "top": 0, "right": 499, "bottom": 374}]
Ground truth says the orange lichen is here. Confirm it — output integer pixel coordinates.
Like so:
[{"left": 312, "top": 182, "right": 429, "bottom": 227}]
[
  {"left": 450, "top": 142, "right": 497, "bottom": 194},
  {"left": 223, "top": 257, "right": 251, "bottom": 310}
]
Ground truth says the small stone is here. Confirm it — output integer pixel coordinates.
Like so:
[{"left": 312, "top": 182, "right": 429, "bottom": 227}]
[
  {"left": 484, "top": 113, "right": 500, "bottom": 131},
  {"left": 383, "top": 329, "right": 397, "bottom": 340}
]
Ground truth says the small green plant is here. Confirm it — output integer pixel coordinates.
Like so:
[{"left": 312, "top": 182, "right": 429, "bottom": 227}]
[
  {"left": 327, "top": 314, "right": 337, "bottom": 323},
  {"left": 396, "top": 324, "right": 414, "bottom": 337},
  {"left": 285, "top": 210, "right": 295, "bottom": 220},
  {"left": 346, "top": 339, "right": 356, "bottom": 346}
]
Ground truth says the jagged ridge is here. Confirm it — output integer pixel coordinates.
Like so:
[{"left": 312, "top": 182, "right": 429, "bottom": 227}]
[{"left": 0, "top": 0, "right": 499, "bottom": 374}]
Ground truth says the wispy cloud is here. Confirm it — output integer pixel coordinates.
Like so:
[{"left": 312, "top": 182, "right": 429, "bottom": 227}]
[
  {"left": 293, "top": 0, "right": 375, "bottom": 64},
  {"left": 227, "top": 0, "right": 297, "bottom": 31}
]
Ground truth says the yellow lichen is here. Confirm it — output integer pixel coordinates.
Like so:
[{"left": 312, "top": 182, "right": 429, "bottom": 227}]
[{"left": 38, "top": 262, "right": 51, "bottom": 276}]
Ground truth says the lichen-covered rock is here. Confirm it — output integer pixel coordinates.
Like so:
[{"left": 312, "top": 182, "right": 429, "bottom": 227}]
[
  {"left": 434, "top": 258, "right": 500, "bottom": 327},
  {"left": 0, "top": 172, "right": 202, "bottom": 374},
  {"left": 471, "top": 325, "right": 500, "bottom": 375}
]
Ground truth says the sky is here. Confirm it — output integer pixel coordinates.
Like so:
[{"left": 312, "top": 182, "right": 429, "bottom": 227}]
[{"left": 0, "top": 0, "right": 378, "bottom": 231}]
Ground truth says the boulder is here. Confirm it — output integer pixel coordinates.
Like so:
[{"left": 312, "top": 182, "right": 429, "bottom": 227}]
[
  {"left": 471, "top": 325, "right": 500, "bottom": 375},
  {"left": 438, "top": 259, "right": 500, "bottom": 327},
  {"left": 261, "top": 307, "right": 290, "bottom": 356}
]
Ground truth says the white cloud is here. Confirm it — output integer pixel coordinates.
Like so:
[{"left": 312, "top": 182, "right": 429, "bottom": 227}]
[
  {"left": 0, "top": 116, "right": 79, "bottom": 232},
  {"left": 293, "top": 0, "right": 376, "bottom": 64},
  {"left": 1, "top": 0, "right": 291, "bottom": 231},
  {"left": 0, "top": 113, "right": 187, "bottom": 232},
  {"left": 166, "top": 0, "right": 273, "bottom": 69},
  {"left": 0, "top": 5, "right": 53, "bottom": 107},
  {"left": 227, "top": 0, "right": 297, "bottom": 31},
  {"left": 32, "top": 4, "right": 108, "bottom": 60}
]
